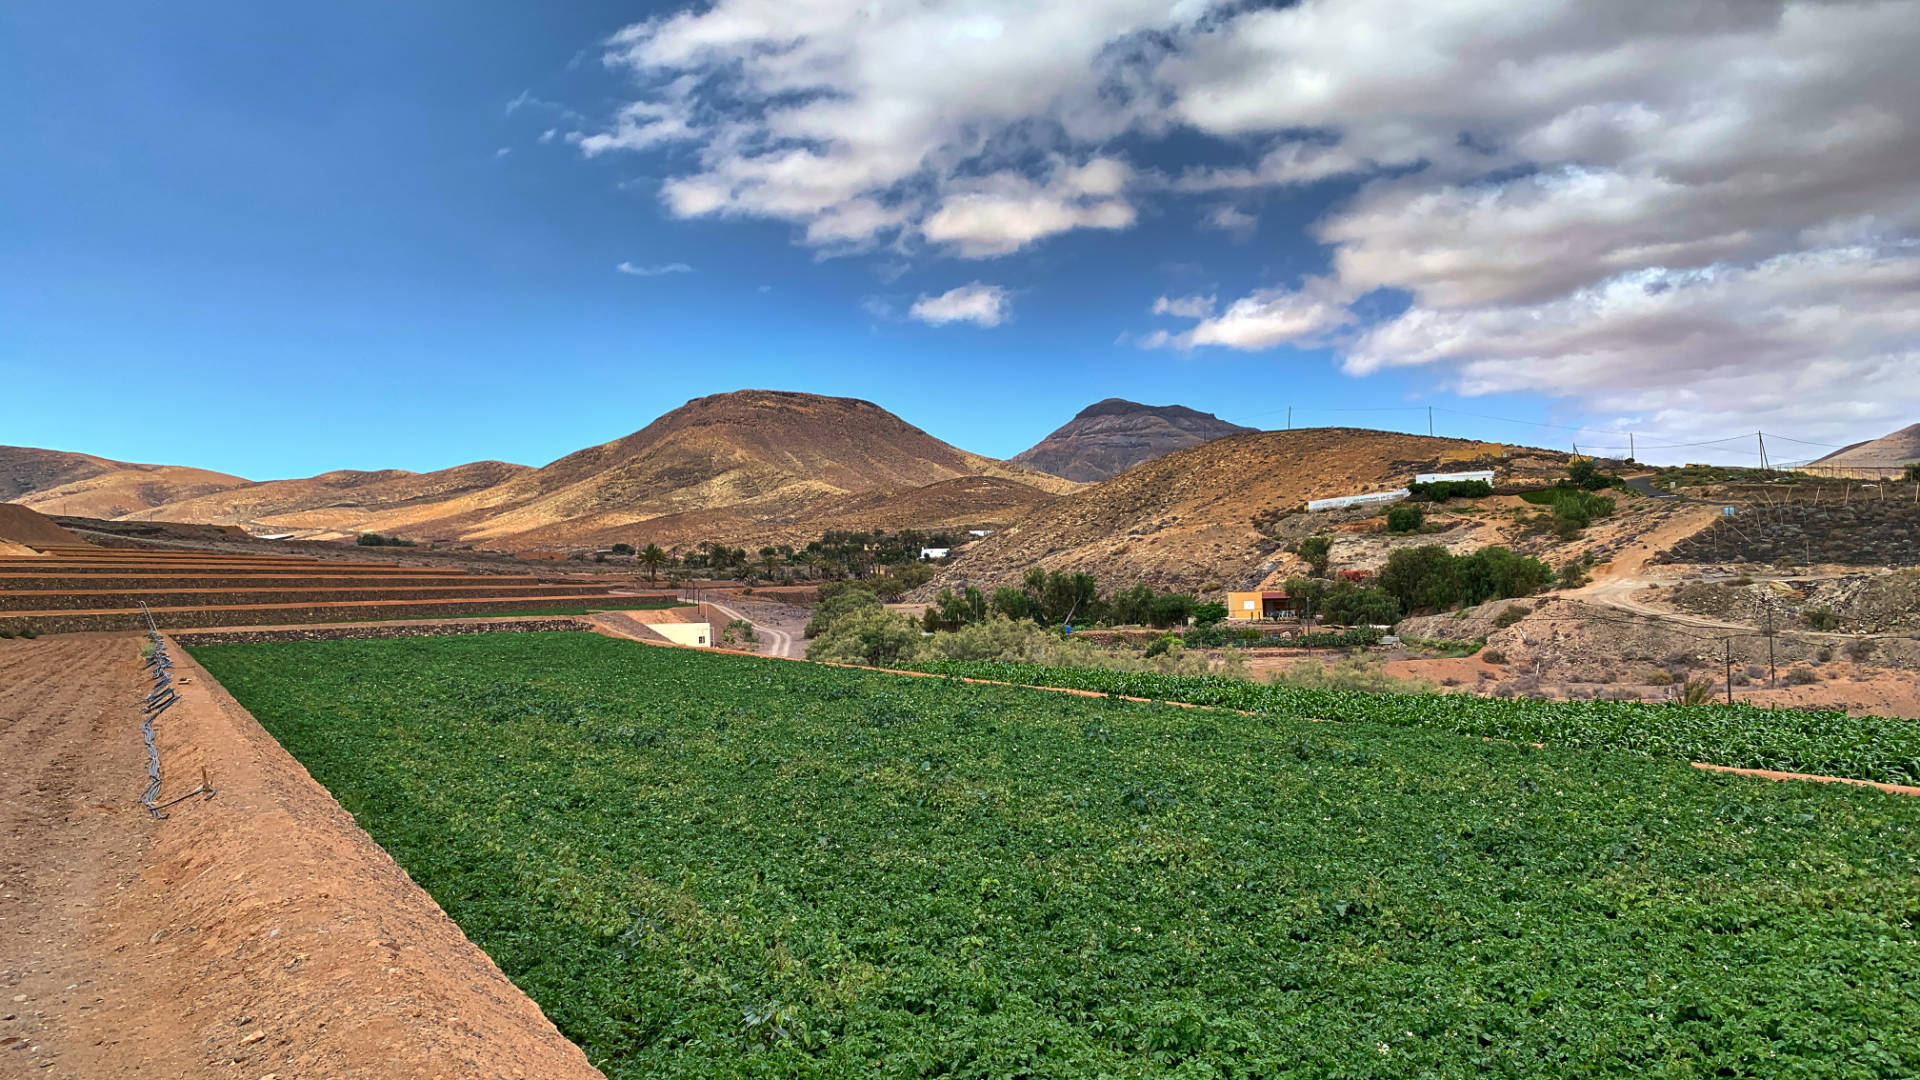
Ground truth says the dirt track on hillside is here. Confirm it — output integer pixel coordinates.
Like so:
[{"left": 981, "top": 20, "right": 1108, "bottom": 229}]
[{"left": 0, "top": 633, "right": 601, "bottom": 1079}]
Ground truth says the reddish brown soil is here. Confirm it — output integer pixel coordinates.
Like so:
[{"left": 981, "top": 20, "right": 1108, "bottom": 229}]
[
  {"left": 0, "top": 633, "right": 601, "bottom": 1078},
  {"left": 0, "top": 505, "right": 84, "bottom": 550}
]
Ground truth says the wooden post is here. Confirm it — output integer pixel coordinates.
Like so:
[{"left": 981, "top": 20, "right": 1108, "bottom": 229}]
[{"left": 1724, "top": 639, "right": 1734, "bottom": 705}]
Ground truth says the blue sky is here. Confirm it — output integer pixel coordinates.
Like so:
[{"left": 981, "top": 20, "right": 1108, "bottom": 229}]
[{"left": 4, "top": 1, "right": 1913, "bottom": 480}]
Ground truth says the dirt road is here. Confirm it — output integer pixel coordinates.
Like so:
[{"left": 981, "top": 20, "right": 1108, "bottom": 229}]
[
  {"left": 702, "top": 596, "right": 809, "bottom": 658},
  {"left": 0, "top": 633, "right": 601, "bottom": 1079}
]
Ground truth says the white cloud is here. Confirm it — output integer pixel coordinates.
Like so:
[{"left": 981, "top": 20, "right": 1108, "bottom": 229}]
[
  {"left": 573, "top": 93, "right": 698, "bottom": 156},
  {"left": 1201, "top": 205, "right": 1256, "bottom": 237},
  {"left": 584, "top": 1, "right": 1185, "bottom": 251},
  {"left": 1151, "top": 294, "right": 1215, "bottom": 319},
  {"left": 1147, "top": 278, "right": 1352, "bottom": 351},
  {"left": 495, "top": 147, "right": 512, "bottom": 158},
  {"left": 909, "top": 283, "right": 1011, "bottom": 327},
  {"left": 538, "top": 128, "right": 558, "bottom": 145},
  {"left": 569, "top": 0, "right": 1920, "bottom": 440},
  {"left": 1342, "top": 247, "right": 1920, "bottom": 448},
  {"left": 616, "top": 261, "right": 694, "bottom": 277},
  {"left": 922, "top": 159, "right": 1137, "bottom": 257}
]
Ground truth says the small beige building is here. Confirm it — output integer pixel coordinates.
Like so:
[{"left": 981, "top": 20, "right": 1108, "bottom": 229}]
[{"left": 629, "top": 606, "right": 711, "bottom": 647}]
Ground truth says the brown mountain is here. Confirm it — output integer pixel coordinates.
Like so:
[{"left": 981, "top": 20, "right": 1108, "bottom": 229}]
[
  {"left": 6, "top": 391, "right": 1077, "bottom": 550},
  {"left": 1811, "top": 422, "right": 1920, "bottom": 469},
  {"left": 115, "top": 460, "right": 536, "bottom": 535},
  {"left": 938, "top": 427, "right": 1554, "bottom": 592},
  {"left": 1, "top": 446, "right": 251, "bottom": 518},
  {"left": 1009, "top": 399, "right": 1258, "bottom": 482}
]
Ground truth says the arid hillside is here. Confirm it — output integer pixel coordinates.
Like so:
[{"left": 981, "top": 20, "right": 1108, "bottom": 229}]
[
  {"left": 1010, "top": 398, "right": 1257, "bottom": 482},
  {"left": 0, "top": 503, "right": 84, "bottom": 552},
  {"left": 936, "top": 427, "right": 1565, "bottom": 591},
  {"left": 6, "top": 391, "right": 1075, "bottom": 551},
  {"left": 1812, "top": 421, "right": 1920, "bottom": 469},
  {"left": 2, "top": 445, "right": 250, "bottom": 517},
  {"left": 116, "top": 460, "right": 535, "bottom": 535}
]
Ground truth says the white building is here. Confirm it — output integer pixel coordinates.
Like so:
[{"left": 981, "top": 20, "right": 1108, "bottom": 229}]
[
  {"left": 1307, "top": 489, "right": 1411, "bottom": 512},
  {"left": 920, "top": 547, "right": 951, "bottom": 560}
]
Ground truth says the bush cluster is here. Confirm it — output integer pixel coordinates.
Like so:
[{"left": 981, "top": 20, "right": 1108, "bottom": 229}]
[
  {"left": 1408, "top": 479, "right": 1494, "bottom": 501},
  {"left": 1377, "top": 545, "right": 1553, "bottom": 614}
]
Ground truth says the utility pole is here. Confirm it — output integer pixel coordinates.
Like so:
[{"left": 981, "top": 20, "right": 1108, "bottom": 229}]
[
  {"left": 1757, "top": 432, "right": 1769, "bottom": 472},
  {"left": 1428, "top": 405, "right": 1434, "bottom": 437},
  {"left": 1287, "top": 406, "right": 1292, "bottom": 430},
  {"left": 1724, "top": 639, "right": 1734, "bottom": 705},
  {"left": 1629, "top": 432, "right": 1635, "bottom": 461}
]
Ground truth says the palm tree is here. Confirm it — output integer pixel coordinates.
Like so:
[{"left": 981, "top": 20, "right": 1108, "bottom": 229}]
[{"left": 639, "top": 543, "right": 668, "bottom": 582}]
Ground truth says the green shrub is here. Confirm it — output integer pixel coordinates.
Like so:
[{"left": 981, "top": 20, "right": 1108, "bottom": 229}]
[
  {"left": 1386, "top": 505, "right": 1425, "bottom": 533},
  {"left": 1679, "top": 679, "right": 1717, "bottom": 704},
  {"left": 1480, "top": 649, "right": 1507, "bottom": 665},
  {"left": 1566, "top": 458, "right": 1616, "bottom": 490},
  {"left": 1266, "top": 656, "right": 1433, "bottom": 694},
  {"left": 1557, "top": 559, "right": 1591, "bottom": 589},
  {"left": 1803, "top": 607, "right": 1839, "bottom": 631},
  {"left": 1143, "top": 634, "right": 1181, "bottom": 658},
  {"left": 804, "top": 584, "right": 882, "bottom": 638},
  {"left": 1291, "top": 535, "right": 1333, "bottom": 576},
  {"left": 1378, "top": 545, "right": 1551, "bottom": 614},
  {"left": 1408, "top": 479, "right": 1494, "bottom": 501},
  {"left": 1493, "top": 604, "right": 1531, "bottom": 628},
  {"left": 1191, "top": 601, "right": 1227, "bottom": 627},
  {"left": 1146, "top": 592, "right": 1196, "bottom": 629},
  {"left": 1786, "top": 665, "right": 1819, "bottom": 686},
  {"left": 805, "top": 605, "right": 921, "bottom": 667}
]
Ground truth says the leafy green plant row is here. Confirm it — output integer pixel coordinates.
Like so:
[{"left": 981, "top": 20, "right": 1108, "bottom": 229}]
[
  {"left": 910, "top": 659, "right": 1920, "bottom": 784},
  {"left": 191, "top": 632, "right": 1920, "bottom": 1079}
]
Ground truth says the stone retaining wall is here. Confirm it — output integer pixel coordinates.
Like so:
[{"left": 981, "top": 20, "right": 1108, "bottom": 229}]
[{"left": 174, "top": 617, "right": 597, "bottom": 645}]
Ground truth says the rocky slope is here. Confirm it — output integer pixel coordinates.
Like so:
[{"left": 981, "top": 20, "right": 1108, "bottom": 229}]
[
  {"left": 935, "top": 427, "right": 1555, "bottom": 592},
  {"left": 1009, "top": 399, "right": 1257, "bottom": 482}
]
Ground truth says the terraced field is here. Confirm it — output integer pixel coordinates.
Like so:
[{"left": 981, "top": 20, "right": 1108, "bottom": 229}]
[
  {"left": 193, "top": 632, "right": 1920, "bottom": 1079},
  {"left": 0, "top": 544, "right": 670, "bottom": 632}
]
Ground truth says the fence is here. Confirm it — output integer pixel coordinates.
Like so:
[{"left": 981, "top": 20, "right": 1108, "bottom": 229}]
[
  {"left": 1784, "top": 463, "right": 1916, "bottom": 480},
  {"left": 137, "top": 602, "right": 214, "bottom": 817}
]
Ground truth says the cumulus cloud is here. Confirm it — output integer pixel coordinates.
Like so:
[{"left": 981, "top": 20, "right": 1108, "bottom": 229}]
[
  {"left": 909, "top": 283, "right": 1011, "bottom": 327},
  {"left": 1146, "top": 278, "right": 1352, "bottom": 351},
  {"left": 572, "top": 0, "right": 1920, "bottom": 440},
  {"left": 616, "top": 261, "right": 694, "bottom": 277},
  {"left": 583, "top": 0, "right": 1182, "bottom": 252},
  {"left": 923, "top": 158, "right": 1137, "bottom": 257},
  {"left": 1343, "top": 248, "right": 1920, "bottom": 446}
]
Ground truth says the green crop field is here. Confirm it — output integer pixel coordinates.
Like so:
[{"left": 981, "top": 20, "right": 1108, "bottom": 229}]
[
  {"left": 192, "top": 633, "right": 1920, "bottom": 1079},
  {"left": 912, "top": 660, "right": 1920, "bottom": 785}
]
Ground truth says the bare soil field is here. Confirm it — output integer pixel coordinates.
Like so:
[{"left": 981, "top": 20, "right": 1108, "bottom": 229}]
[{"left": 0, "top": 633, "right": 600, "bottom": 1078}]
